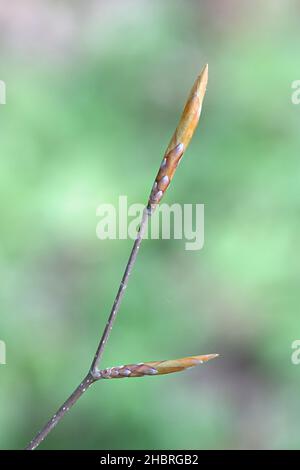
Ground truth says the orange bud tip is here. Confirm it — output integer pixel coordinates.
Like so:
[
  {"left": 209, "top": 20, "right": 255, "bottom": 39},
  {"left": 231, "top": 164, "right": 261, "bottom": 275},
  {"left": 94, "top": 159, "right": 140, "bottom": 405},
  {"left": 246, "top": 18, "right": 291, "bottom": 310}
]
[
  {"left": 202, "top": 353, "right": 219, "bottom": 361},
  {"left": 193, "top": 64, "right": 208, "bottom": 102}
]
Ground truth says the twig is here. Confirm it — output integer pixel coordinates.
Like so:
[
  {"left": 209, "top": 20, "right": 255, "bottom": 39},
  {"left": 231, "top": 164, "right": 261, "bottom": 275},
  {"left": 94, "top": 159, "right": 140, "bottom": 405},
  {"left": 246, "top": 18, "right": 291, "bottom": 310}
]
[
  {"left": 90, "top": 205, "right": 150, "bottom": 373},
  {"left": 25, "top": 373, "right": 95, "bottom": 450},
  {"left": 26, "top": 353, "right": 218, "bottom": 450},
  {"left": 25, "top": 64, "right": 209, "bottom": 450},
  {"left": 25, "top": 207, "right": 149, "bottom": 450}
]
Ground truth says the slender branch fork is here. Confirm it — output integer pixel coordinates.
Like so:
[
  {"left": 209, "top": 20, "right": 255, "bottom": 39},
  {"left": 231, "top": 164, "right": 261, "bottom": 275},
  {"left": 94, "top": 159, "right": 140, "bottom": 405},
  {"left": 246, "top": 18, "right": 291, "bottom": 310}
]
[
  {"left": 26, "top": 64, "right": 210, "bottom": 450},
  {"left": 25, "top": 209, "right": 150, "bottom": 450}
]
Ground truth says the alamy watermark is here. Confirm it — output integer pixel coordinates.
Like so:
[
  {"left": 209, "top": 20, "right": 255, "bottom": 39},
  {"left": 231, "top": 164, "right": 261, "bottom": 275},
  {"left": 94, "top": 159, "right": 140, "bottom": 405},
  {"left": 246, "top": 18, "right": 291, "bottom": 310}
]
[
  {"left": 291, "top": 340, "right": 300, "bottom": 365},
  {"left": 0, "top": 340, "right": 6, "bottom": 365},
  {"left": 291, "top": 80, "right": 300, "bottom": 105},
  {"left": 0, "top": 80, "right": 6, "bottom": 105},
  {"left": 96, "top": 196, "right": 204, "bottom": 251}
]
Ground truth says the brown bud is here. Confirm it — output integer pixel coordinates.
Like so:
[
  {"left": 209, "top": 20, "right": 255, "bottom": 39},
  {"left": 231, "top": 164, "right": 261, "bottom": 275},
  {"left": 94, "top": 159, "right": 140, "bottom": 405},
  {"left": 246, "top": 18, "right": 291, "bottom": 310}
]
[
  {"left": 99, "top": 353, "right": 218, "bottom": 379},
  {"left": 148, "top": 64, "right": 208, "bottom": 210}
]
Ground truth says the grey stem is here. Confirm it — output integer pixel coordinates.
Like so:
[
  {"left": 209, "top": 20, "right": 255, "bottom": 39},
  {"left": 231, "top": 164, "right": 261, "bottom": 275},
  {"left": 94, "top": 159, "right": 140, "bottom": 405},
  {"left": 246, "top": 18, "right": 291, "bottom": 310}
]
[
  {"left": 90, "top": 205, "right": 150, "bottom": 374},
  {"left": 26, "top": 206, "right": 151, "bottom": 450},
  {"left": 25, "top": 372, "right": 96, "bottom": 450}
]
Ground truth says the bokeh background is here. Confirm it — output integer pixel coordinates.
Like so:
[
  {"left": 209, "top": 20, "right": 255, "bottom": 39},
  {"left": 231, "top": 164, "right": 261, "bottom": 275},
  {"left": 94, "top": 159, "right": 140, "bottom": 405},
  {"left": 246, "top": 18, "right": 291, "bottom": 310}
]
[{"left": 0, "top": 0, "right": 300, "bottom": 450}]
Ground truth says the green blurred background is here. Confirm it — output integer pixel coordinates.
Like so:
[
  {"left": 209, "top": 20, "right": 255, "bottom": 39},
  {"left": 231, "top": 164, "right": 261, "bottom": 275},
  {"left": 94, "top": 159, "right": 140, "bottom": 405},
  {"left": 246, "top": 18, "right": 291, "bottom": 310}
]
[{"left": 1, "top": 0, "right": 300, "bottom": 449}]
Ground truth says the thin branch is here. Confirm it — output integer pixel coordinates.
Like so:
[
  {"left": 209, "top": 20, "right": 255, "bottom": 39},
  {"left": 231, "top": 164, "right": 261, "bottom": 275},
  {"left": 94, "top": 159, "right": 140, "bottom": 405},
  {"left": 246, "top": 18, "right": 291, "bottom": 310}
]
[
  {"left": 90, "top": 205, "right": 150, "bottom": 374},
  {"left": 26, "top": 351, "right": 218, "bottom": 450},
  {"left": 25, "top": 64, "right": 209, "bottom": 450},
  {"left": 25, "top": 372, "right": 96, "bottom": 450},
  {"left": 25, "top": 206, "right": 150, "bottom": 451}
]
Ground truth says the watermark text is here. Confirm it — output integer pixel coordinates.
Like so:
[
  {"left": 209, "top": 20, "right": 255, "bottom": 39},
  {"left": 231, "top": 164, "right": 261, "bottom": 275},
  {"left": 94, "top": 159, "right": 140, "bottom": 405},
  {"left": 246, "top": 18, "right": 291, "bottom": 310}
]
[
  {"left": 291, "top": 80, "right": 300, "bottom": 105},
  {"left": 0, "top": 80, "right": 6, "bottom": 104},
  {"left": 96, "top": 196, "right": 204, "bottom": 251},
  {"left": 0, "top": 340, "right": 6, "bottom": 365}
]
